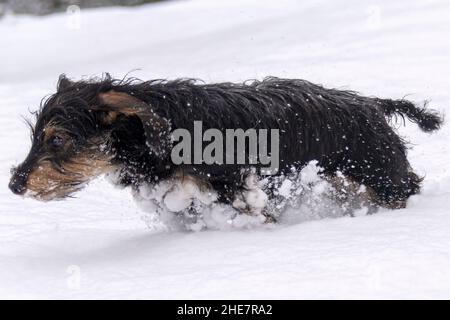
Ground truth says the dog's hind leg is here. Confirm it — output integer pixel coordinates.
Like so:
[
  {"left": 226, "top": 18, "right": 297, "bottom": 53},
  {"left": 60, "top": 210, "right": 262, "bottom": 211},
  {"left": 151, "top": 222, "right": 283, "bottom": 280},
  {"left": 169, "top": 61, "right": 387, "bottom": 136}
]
[
  {"left": 324, "top": 173, "right": 379, "bottom": 216},
  {"left": 331, "top": 107, "right": 425, "bottom": 210},
  {"left": 373, "top": 170, "right": 421, "bottom": 209},
  {"left": 339, "top": 156, "right": 421, "bottom": 210}
]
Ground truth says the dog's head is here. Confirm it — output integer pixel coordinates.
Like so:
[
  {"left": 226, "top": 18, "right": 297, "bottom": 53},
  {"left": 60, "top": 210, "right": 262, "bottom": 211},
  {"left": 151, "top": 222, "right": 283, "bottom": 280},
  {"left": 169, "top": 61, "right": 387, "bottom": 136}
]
[{"left": 9, "top": 75, "right": 171, "bottom": 201}]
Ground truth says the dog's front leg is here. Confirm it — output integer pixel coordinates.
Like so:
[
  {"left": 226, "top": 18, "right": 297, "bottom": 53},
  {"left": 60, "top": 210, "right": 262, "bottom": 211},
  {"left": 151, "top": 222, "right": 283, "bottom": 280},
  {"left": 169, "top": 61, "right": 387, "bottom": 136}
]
[
  {"left": 232, "top": 173, "right": 270, "bottom": 219},
  {"left": 162, "top": 173, "right": 217, "bottom": 214}
]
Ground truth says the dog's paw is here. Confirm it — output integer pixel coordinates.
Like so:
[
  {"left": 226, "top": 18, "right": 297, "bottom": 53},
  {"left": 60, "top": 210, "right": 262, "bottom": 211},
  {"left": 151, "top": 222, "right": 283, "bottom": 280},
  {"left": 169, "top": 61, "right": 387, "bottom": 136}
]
[{"left": 232, "top": 173, "right": 268, "bottom": 216}]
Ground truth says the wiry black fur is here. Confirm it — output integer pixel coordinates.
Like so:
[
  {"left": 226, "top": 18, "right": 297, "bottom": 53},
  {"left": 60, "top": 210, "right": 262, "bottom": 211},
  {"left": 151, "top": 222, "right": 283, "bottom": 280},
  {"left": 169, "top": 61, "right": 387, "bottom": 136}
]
[{"left": 10, "top": 74, "right": 443, "bottom": 208}]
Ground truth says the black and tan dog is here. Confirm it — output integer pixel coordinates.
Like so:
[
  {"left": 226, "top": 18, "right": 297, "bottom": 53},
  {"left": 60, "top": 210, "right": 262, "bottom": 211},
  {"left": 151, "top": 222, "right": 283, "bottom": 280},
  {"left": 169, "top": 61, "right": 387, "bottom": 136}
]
[{"left": 9, "top": 75, "right": 442, "bottom": 216}]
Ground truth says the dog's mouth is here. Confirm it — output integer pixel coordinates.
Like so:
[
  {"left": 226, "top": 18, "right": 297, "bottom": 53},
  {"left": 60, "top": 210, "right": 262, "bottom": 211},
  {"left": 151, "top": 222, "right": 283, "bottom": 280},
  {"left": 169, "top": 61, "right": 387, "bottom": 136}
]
[{"left": 24, "top": 183, "right": 86, "bottom": 201}]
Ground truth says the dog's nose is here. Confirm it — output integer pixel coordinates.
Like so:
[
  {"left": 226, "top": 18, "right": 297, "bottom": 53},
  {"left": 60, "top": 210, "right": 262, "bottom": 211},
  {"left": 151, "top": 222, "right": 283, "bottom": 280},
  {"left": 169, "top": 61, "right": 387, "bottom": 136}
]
[{"left": 9, "top": 173, "right": 27, "bottom": 195}]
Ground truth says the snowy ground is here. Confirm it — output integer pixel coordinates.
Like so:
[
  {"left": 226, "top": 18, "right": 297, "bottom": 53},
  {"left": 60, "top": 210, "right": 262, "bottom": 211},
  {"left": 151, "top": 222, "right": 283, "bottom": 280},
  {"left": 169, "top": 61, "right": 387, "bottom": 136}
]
[{"left": 1, "top": 0, "right": 450, "bottom": 299}]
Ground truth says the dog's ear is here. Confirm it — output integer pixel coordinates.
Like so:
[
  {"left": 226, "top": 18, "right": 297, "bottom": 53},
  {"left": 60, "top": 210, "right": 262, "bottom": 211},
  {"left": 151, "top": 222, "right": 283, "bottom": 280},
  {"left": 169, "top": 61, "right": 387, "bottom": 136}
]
[
  {"left": 95, "top": 91, "right": 171, "bottom": 157},
  {"left": 57, "top": 74, "right": 74, "bottom": 92}
]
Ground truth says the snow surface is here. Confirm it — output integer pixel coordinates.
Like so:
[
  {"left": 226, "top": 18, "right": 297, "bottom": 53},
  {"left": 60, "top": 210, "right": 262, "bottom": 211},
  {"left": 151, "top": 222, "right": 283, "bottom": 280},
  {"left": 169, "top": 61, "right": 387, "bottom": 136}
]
[{"left": 1, "top": 0, "right": 450, "bottom": 299}]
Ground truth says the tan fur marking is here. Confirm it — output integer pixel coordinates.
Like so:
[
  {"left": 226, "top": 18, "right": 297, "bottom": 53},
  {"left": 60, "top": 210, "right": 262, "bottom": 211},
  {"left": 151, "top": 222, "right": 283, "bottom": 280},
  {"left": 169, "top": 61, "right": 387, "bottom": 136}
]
[
  {"left": 42, "top": 126, "right": 57, "bottom": 141},
  {"left": 100, "top": 111, "right": 120, "bottom": 125},
  {"left": 171, "top": 169, "right": 212, "bottom": 192},
  {"left": 325, "top": 174, "right": 377, "bottom": 208},
  {"left": 98, "top": 91, "right": 146, "bottom": 116},
  {"left": 325, "top": 174, "right": 406, "bottom": 211},
  {"left": 98, "top": 91, "right": 167, "bottom": 131}
]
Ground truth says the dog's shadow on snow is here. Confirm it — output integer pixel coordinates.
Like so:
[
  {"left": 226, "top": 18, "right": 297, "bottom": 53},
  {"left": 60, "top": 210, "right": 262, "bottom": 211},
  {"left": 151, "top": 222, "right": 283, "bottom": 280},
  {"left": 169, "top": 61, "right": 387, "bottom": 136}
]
[{"left": 58, "top": 227, "right": 259, "bottom": 265}]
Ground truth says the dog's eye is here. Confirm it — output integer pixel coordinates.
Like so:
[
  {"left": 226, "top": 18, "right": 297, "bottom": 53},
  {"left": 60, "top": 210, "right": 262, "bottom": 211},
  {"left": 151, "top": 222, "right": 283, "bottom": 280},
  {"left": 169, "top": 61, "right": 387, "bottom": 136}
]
[{"left": 50, "top": 135, "right": 64, "bottom": 148}]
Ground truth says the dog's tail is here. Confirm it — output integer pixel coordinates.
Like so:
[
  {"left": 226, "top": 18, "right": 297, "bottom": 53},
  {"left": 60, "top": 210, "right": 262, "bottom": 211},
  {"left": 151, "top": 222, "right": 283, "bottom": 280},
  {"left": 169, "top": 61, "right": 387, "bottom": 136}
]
[{"left": 377, "top": 98, "right": 443, "bottom": 132}]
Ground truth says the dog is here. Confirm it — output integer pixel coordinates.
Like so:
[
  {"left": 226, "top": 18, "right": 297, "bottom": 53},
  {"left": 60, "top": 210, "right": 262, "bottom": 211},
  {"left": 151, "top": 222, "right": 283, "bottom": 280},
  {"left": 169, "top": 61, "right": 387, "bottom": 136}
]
[{"left": 9, "top": 75, "right": 442, "bottom": 219}]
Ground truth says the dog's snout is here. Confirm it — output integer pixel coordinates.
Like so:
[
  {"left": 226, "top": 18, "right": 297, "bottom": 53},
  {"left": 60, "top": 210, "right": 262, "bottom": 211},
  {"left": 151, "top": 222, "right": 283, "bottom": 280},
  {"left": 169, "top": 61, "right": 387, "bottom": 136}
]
[{"left": 9, "top": 171, "right": 28, "bottom": 195}]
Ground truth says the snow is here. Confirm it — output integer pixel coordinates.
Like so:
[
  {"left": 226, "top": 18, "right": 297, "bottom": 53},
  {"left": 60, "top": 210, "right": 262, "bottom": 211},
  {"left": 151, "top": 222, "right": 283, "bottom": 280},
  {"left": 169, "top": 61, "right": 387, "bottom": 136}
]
[{"left": 1, "top": 0, "right": 450, "bottom": 299}]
